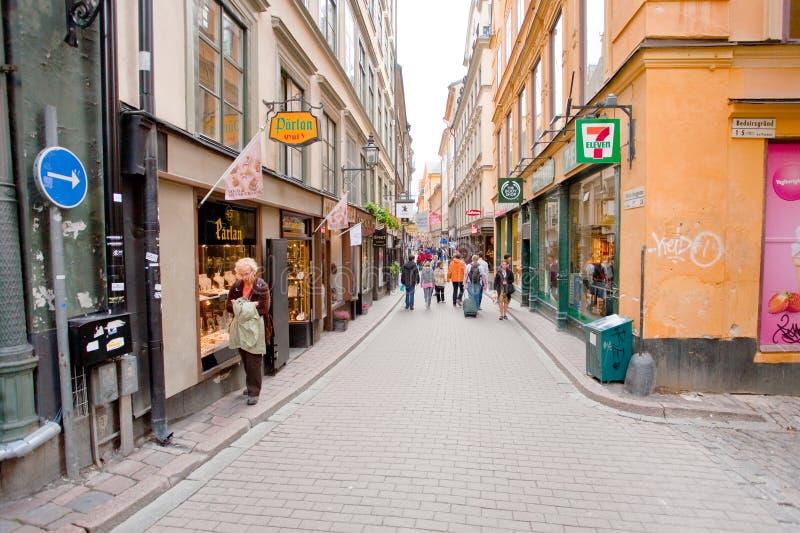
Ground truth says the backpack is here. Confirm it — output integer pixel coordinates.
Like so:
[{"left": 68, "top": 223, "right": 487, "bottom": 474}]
[{"left": 468, "top": 265, "right": 482, "bottom": 285}]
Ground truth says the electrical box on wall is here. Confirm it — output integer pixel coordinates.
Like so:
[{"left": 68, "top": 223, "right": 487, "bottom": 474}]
[
  {"left": 117, "top": 354, "right": 139, "bottom": 396},
  {"left": 68, "top": 312, "right": 132, "bottom": 368},
  {"left": 91, "top": 362, "right": 119, "bottom": 406}
]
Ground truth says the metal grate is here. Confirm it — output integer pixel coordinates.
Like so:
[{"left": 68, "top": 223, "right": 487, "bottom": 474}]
[{"left": 72, "top": 367, "right": 88, "bottom": 417}]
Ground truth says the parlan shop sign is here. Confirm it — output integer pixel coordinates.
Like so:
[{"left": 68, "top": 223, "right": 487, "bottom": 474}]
[{"left": 269, "top": 111, "right": 319, "bottom": 147}]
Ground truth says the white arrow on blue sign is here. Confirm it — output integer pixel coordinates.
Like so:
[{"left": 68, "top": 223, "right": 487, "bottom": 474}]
[{"left": 33, "top": 146, "right": 88, "bottom": 209}]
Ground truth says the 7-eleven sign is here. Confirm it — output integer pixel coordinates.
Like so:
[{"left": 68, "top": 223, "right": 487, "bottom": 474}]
[{"left": 576, "top": 118, "right": 621, "bottom": 164}]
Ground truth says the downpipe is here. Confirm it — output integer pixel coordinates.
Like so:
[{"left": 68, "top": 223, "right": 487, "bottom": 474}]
[{"left": 0, "top": 422, "right": 61, "bottom": 462}]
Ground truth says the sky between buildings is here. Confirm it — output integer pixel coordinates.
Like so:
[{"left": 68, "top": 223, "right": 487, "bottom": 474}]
[{"left": 397, "top": 0, "right": 472, "bottom": 199}]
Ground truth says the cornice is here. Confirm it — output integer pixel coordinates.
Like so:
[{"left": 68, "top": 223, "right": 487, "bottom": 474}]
[
  {"left": 315, "top": 74, "right": 347, "bottom": 111},
  {"left": 271, "top": 16, "right": 316, "bottom": 77},
  {"left": 245, "top": 0, "right": 269, "bottom": 11}
]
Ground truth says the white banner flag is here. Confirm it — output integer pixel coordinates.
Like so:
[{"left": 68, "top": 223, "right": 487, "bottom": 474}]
[
  {"left": 223, "top": 131, "right": 263, "bottom": 200},
  {"left": 327, "top": 192, "right": 349, "bottom": 230},
  {"left": 349, "top": 223, "right": 362, "bottom": 246}
]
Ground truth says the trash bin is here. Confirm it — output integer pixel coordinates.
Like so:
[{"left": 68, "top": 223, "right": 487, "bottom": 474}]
[{"left": 585, "top": 314, "right": 633, "bottom": 382}]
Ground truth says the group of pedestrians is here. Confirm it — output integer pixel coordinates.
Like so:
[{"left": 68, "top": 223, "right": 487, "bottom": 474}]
[{"left": 400, "top": 251, "right": 515, "bottom": 319}]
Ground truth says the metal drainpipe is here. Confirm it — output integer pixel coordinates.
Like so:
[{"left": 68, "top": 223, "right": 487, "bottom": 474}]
[
  {"left": 139, "top": 0, "right": 170, "bottom": 443},
  {"left": 0, "top": 0, "right": 41, "bottom": 445},
  {"left": 101, "top": 0, "right": 126, "bottom": 311}
]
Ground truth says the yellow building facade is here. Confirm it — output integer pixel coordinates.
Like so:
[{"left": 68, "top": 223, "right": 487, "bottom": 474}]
[{"left": 494, "top": 0, "right": 800, "bottom": 393}]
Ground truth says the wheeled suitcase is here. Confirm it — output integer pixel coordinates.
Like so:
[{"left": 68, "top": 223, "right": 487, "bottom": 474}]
[{"left": 463, "top": 297, "right": 478, "bottom": 317}]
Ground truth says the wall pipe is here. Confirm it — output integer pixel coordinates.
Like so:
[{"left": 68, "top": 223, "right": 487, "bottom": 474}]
[
  {"left": 138, "top": 0, "right": 170, "bottom": 443},
  {"left": 0, "top": 422, "right": 61, "bottom": 461}
]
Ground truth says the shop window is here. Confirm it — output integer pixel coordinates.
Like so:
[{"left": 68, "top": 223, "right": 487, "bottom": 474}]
[
  {"left": 583, "top": 0, "right": 605, "bottom": 102},
  {"left": 196, "top": 0, "right": 245, "bottom": 150},
  {"left": 538, "top": 194, "right": 559, "bottom": 307},
  {"left": 568, "top": 168, "right": 617, "bottom": 322},
  {"left": 197, "top": 202, "right": 256, "bottom": 370},
  {"left": 512, "top": 212, "right": 521, "bottom": 285},
  {"left": 319, "top": 0, "right": 337, "bottom": 53},
  {"left": 282, "top": 215, "right": 312, "bottom": 324}
]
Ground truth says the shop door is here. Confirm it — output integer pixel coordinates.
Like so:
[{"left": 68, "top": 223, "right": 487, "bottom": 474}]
[{"left": 265, "top": 239, "right": 289, "bottom": 371}]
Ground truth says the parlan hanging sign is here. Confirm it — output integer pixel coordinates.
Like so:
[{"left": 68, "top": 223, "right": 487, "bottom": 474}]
[
  {"left": 269, "top": 111, "right": 319, "bottom": 146},
  {"left": 575, "top": 118, "right": 621, "bottom": 164}
]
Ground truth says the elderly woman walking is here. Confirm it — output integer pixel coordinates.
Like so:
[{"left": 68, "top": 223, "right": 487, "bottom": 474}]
[{"left": 226, "top": 257, "right": 272, "bottom": 405}]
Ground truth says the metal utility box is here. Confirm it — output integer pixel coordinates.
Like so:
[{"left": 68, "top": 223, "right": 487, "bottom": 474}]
[
  {"left": 68, "top": 313, "right": 132, "bottom": 368},
  {"left": 91, "top": 362, "right": 119, "bottom": 406},
  {"left": 585, "top": 314, "right": 633, "bottom": 382},
  {"left": 117, "top": 354, "right": 139, "bottom": 395}
]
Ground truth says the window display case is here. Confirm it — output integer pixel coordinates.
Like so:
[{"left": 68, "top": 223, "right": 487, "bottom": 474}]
[
  {"left": 197, "top": 202, "right": 256, "bottom": 370},
  {"left": 287, "top": 240, "right": 310, "bottom": 323}
]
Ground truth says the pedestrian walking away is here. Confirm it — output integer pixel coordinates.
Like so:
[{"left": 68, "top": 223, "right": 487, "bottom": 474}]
[
  {"left": 401, "top": 255, "right": 420, "bottom": 310},
  {"left": 465, "top": 254, "right": 486, "bottom": 311},
  {"left": 447, "top": 252, "right": 466, "bottom": 306},
  {"left": 434, "top": 261, "right": 447, "bottom": 303},
  {"left": 420, "top": 261, "right": 435, "bottom": 308},
  {"left": 226, "top": 257, "right": 273, "bottom": 405},
  {"left": 494, "top": 259, "right": 515, "bottom": 320}
]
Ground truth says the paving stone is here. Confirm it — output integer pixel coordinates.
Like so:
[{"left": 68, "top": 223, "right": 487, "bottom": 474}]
[
  {"left": 66, "top": 491, "right": 113, "bottom": 513},
  {"left": 0, "top": 519, "right": 20, "bottom": 533},
  {"left": 92, "top": 475, "right": 136, "bottom": 496},
  {"left": 20, "top": 503, "right": 68, "bottom": 527}
]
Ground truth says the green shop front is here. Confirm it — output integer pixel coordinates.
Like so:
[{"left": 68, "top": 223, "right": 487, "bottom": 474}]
[{"left": 521, "top": 141, "right": 620, "bottom": 330}]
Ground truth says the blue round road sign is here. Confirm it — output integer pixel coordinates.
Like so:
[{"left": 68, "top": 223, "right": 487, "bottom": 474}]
[{"left": 33, "top": 146, "right": 88, "bottom": 209}]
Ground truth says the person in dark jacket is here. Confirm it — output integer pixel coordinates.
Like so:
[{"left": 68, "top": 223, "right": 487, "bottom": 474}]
[
  {"left": 401, "top": 256, "right": 420, "bottom": 310},
  {"left": 226, "top": 257, "right": 272, "bottom": 404},
  {"left": 493, "top": 259, "right": 515, "bottom": 320}
]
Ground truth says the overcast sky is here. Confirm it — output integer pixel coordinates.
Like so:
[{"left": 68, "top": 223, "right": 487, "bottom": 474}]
[{"left": 397, "top": 0, "right": 472, "bottom": 198}]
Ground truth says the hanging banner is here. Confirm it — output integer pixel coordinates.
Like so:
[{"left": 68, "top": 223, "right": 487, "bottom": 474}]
[
  {"left": 350, "top": 223, "right": 363, "bottom": 246},
  {"left": 429, "top": 211, "right": 442, "bottom": 226},
  {"left": 324, "top": 192, "right": 349, "bottom": 231},
  {"left": 222, "top": 131, "right": 263, "bottom": 201},
  {"left": 575, "top": 118, "right": 621, "bottom": 164},
  {"left": 497, "top": 178, "right": 523, "bottom": 203},
  {"left": 269, "top": 111, "right": 319, "bottom": 146},
  {"left": 759, "top": 143, "right": 800, "bottom": 355}
]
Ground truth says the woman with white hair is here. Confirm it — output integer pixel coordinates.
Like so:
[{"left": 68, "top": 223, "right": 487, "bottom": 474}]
[{"left": 225, "top": 257, "right": 272, "bottom": 405}]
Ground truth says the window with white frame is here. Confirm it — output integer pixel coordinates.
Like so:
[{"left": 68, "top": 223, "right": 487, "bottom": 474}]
[
  {"left": 497, "top": 131, "right": 502, "bottom": 178},
  {"left": 583, "top": 0, "right": 604, "bottom": 101},
  {"left": 505, "top": 12, "right": 512, "bottom": 63},
  {"left": 532, "top": 59, "right": 542, "bottom": 153},
  {"left": 358, "top": 42, "right": 366, "bottom": 103},
  {"left": 506, "top": 112, "right": 512, "bottom": 175},
  {"left": 550, "top": 13, "right": 564, "bottom": 125},
  {"left": 320, "top": 112, "right": 337, "bottom": 194},
  {"left": 517, "top": 0, "right": 524, "bottom": 33},
  {"left": 344, "top": 1, "right": 355, "bottom": 82},
  {"left": 378, "top": 93, "right": 383, "bottom": 142},
  {"left": 279, "top": 71, "right": 306, "bottom": 181},
  {"left": 496, "top": 44, "right": 502, "bottom": 83},
  {"left": 368, "top": 67, "right": 375, "bottom": 122},
  {"left": 197, "top": 0, "right": 244, "bottom": 150},
  {"left": 319, "top": 0, "right": 337, "bottom": 53},
  {"left": 518, "top": 87, "right": 527, "bottom": 161}
]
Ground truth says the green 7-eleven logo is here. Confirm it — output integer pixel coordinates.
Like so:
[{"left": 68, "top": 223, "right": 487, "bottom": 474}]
[{"left": 576, "top": 118, "right": 621, "bottom": 164}]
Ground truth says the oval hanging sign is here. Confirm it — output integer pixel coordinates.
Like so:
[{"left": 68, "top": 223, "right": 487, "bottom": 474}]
[{"left": 269, "top": 111, "right": 319, "bottom": 146}]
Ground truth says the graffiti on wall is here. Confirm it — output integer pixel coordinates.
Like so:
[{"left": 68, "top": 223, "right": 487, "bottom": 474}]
[{"left": 648, "top": 229, "right": 724, "bottom": 268}]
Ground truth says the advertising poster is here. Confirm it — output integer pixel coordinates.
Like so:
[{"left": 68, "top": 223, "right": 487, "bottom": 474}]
[
  {"left": 223, "top": 132, "right": 263, "bottom": 201},
  {"left": 759, "top": 143, "right": 800, "bottom": 351}
]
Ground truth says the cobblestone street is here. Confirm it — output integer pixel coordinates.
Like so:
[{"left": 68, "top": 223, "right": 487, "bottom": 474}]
[{"left": 118, "top": 287, "right": 795, "bottom": 533}]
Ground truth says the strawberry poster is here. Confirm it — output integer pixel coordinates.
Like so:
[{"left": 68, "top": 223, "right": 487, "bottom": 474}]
[{"left": 760, "top": 143, "right": 800, "bottom": 350}]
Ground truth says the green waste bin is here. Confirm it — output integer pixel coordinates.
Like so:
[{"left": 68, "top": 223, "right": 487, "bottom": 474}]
[{"left": 585, "top": 314, "right": 633, "bottom": 382}]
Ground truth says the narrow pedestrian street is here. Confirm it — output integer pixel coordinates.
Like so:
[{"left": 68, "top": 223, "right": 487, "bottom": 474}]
[{"left": 118, "top": 287, "right": 789, "bottom": 533}]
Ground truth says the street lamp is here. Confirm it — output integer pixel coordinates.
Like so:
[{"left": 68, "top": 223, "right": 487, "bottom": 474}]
[{"left": 341, "top": 134, "right": 380, "bottom": 193}]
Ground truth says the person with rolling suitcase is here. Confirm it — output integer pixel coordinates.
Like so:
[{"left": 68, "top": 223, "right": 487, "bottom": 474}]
[{"left": 463, "top": 255, "right": 484, "bottom": 318}]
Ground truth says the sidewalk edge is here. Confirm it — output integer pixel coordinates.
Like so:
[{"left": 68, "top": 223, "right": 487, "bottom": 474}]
[{"left": 507, "top": 307, "right": 766, "bottom": 423}]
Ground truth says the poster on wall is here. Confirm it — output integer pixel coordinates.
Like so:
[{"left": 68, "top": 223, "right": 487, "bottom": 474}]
[{"left": 759, "top": 143, "right": 800, "bottom": 352}]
